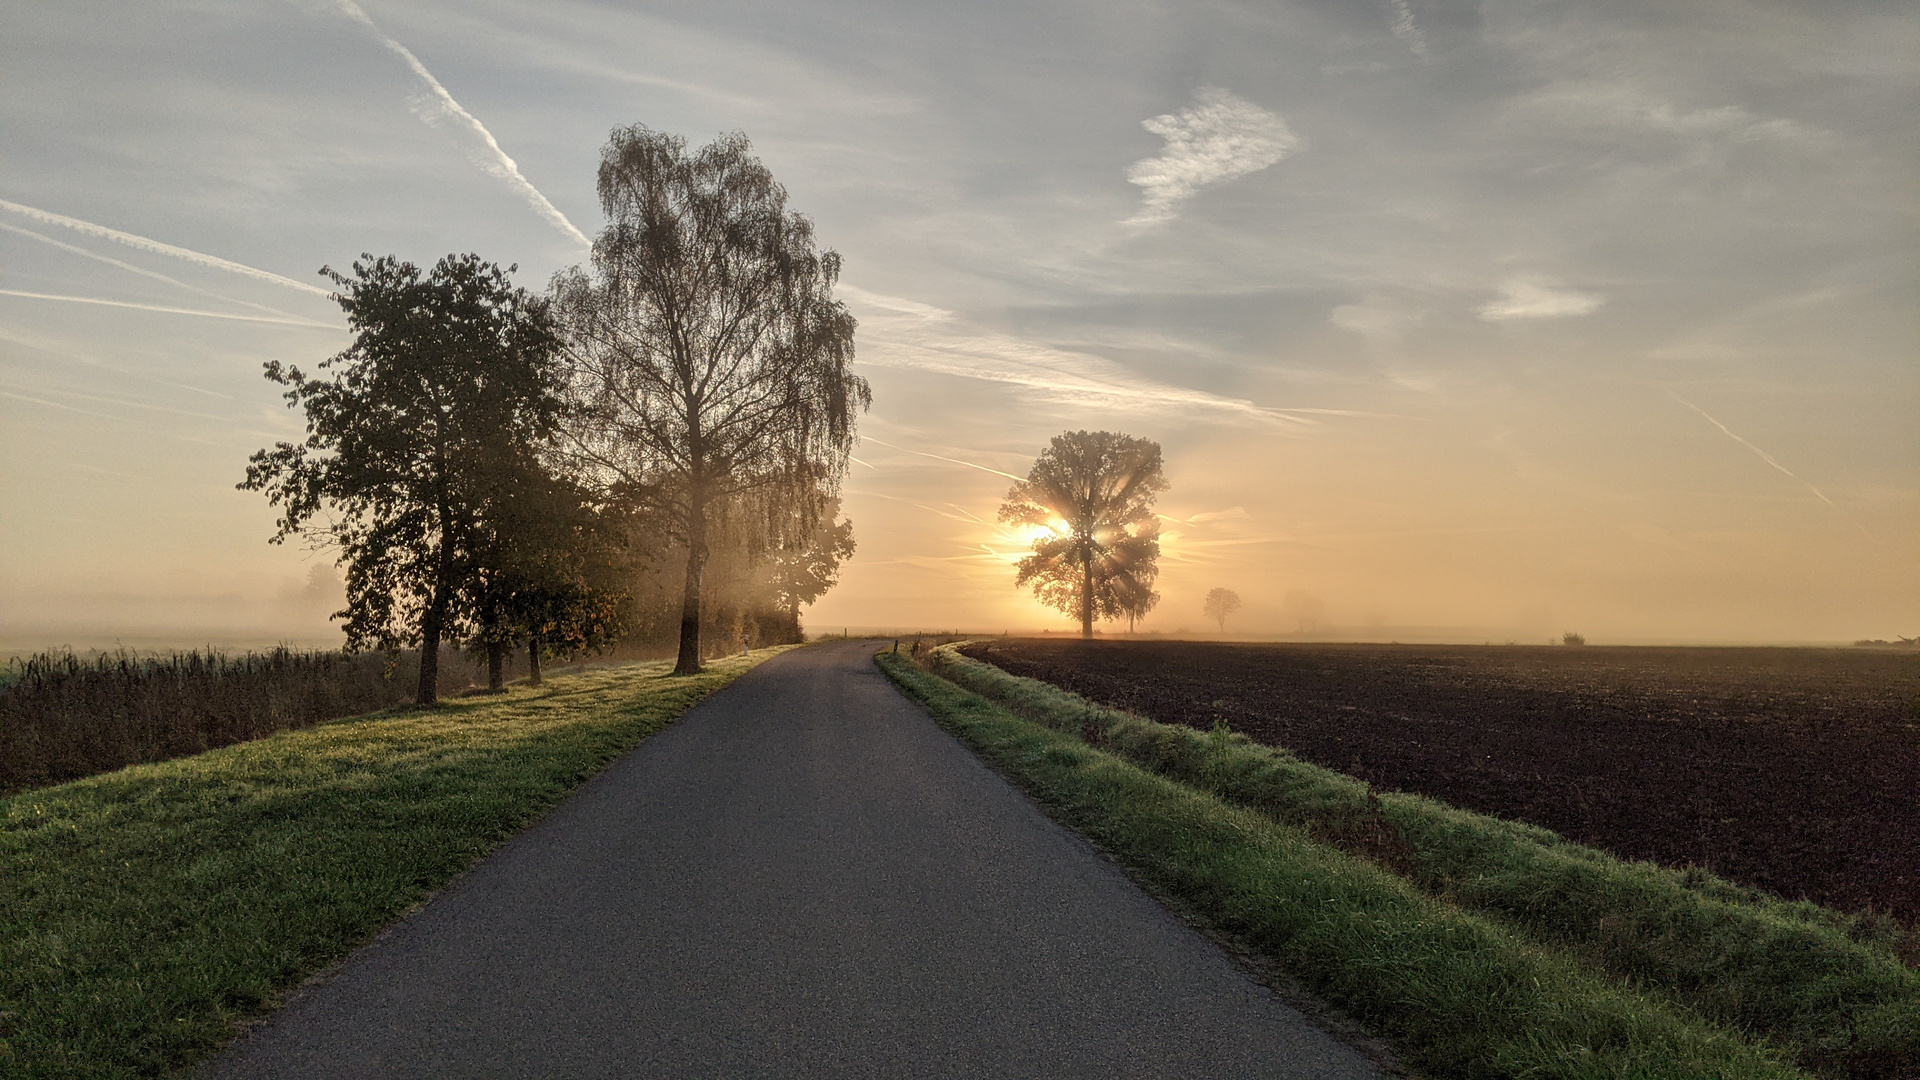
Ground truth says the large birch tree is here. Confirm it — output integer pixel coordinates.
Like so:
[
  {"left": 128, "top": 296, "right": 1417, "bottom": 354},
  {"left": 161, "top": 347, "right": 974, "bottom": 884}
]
[{"left": 555, "top": 126, "right": 868, "bottom": 673}]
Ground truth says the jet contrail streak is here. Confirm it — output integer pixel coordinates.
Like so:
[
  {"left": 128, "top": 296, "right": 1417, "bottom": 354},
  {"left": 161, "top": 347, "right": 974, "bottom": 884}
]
[
  {"left": 333, "top": 0, "right": 589, "bottom": 248},
  {"left": 863, "top": 437, "right": 1026, "bottom": 481},
  {"left": 0, "top": 221, "right": 335, "bottom": 324},
  {"left": 0, "top": 198, "right": 331, "bottom": 297},
  {"left": 1670, "top": 392, "right": 1837, "bottom": 509},
  {"left": 0, "top": 289, "right": 338, "bottom": 328}
]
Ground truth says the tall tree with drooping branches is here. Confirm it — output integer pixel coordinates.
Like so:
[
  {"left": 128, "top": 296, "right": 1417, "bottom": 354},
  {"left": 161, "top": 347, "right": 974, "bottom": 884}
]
[
  {"left": 1000, "top": 430, "right": 1167, "bottom": 639},
  {"left": 555, "top": 125, "right": 868, "bottom": 674}
]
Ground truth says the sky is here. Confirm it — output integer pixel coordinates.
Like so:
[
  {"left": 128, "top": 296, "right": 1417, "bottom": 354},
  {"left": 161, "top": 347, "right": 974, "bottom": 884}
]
[{"left": 1, "top": 0, "right": 1915, "bottom": 648}]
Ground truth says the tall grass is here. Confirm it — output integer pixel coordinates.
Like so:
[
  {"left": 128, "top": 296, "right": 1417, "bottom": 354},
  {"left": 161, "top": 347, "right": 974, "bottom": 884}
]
[{"left": 0, "top": 646, "right": 523, "bottom": 793}]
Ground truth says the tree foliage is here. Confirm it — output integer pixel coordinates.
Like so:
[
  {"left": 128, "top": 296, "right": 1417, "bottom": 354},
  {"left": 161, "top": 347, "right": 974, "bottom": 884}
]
[
  {"left": 1203, "top": 587, "right": 1242, "bottom": 633},
  {"left": 1000, "top": 430, "right": 1166, "bottom": 638},
  {"left": 239, "top": 253, "right": 565, "bottom": 704},
  {"left": 554, "top": 126, "right": 868, "bottom": 673}
]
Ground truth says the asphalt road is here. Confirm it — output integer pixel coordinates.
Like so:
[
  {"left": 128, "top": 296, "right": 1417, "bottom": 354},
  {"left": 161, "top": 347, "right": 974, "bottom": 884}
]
[{"left": 203, "top": 640, "right": 1384, "bottom": 1079}]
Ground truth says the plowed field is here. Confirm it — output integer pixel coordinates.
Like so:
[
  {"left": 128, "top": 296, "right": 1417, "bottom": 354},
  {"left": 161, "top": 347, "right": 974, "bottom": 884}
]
[{"left": 959, "top": 639, "right": 1920, "bottom": 926}]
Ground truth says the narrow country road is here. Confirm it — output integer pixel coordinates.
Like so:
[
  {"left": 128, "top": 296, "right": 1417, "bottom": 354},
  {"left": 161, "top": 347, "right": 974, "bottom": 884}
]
[{"left": 203, "top": 640, "right": 1384, "bottom": 1079}]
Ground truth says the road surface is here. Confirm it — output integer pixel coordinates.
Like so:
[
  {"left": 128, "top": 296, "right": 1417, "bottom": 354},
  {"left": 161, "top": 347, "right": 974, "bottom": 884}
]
[{"left": 204, "top": 640, "right": 1384, "bottom": 1079}]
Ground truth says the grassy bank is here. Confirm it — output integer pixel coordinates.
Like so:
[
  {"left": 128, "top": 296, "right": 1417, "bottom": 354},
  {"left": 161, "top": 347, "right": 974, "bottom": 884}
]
[
  {"left": 0, "top": 649, "right": 787, "bottom": 1080},
  {"left": 878, "top": 649, "right": 1816, "bottom": 1080},
  {"left": 917, "top": 644, "right": 1916, "bottom": 1080}
]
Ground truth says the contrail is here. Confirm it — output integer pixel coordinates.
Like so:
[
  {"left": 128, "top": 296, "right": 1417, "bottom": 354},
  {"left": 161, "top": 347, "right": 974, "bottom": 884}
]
[
  {"left": 0, "top": 289, "right": 338, "bottom": 328},
  {"left": 863, "top": 437, "right": 1026, "bottom": 481},
  {"left": 0, "top": 220, "right": 335, "bottom": 324},
  {"left": 1669, "top": 392, "right": 1838, "bottom": 509},
  {"left": 0, "top": 198, "right": 331, "bottom": 297},
  {"left": 332, "top": 0, "right": 589, "bottom": 248}
]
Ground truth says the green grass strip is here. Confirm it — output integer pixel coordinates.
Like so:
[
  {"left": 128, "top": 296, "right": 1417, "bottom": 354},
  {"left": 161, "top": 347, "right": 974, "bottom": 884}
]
[
  {"left": 878, "top": 649, "right": 1814, "bottom": 1080},
  {"left": 0, "top": 650, "right": 789, "bottom": 1080},
  {"left": 921, "top": 644, "right": 1918, "bottom": 1080}
]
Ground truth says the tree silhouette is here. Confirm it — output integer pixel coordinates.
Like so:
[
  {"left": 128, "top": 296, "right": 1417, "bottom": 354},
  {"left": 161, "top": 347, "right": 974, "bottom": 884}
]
[
  {"left": 1203, "top": 587, "right": 1242, "bottom": 633},
  {"left": 764, "top": 495, "right": 856, "bottom": 640},
  {"left": 1000, "top": 430, "right": 1166, "bottom": 639},
  {"left": 469, "top": 469, "right": 631, "bottom": 689},
  {"left": 240, "top": 254, "right": 564, "bottom": 705},
  {"left": 555, "top": 126, "right": 869, "bottom": 674}
]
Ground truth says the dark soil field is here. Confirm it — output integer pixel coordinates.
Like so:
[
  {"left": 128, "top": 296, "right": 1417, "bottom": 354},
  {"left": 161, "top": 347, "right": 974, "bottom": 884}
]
[{"left": 959, "top": 639, "right": 1920, "bottom": 927}]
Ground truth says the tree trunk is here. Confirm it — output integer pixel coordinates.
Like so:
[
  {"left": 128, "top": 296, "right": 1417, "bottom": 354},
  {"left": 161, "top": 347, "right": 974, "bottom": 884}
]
[
  {"left": 1080, "top": 542, "right": 1094, "bottom": 640},
  {"left": 487, "top": 639, "right": 505, "bottom": 693},
  {"left": 418, "top": 600, "right": 443, "bottom": 706},
  {"left": 527, "top": 637, "right": 543, "bottom": 687},
  {"left": 675, "top": 496, "right": 708, "bottom": 675}
]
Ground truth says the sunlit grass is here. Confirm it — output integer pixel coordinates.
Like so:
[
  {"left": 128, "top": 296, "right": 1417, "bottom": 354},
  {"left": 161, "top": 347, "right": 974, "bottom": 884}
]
[
  {"left": 879, "top": 649, "right": 1815, "bottom": 1080},
  {"left": 0, "top": 649, "right": 787, "bottom": 1080},
  {"left": 917, "top": 644, "right": 1918, "bottom": 1080}
]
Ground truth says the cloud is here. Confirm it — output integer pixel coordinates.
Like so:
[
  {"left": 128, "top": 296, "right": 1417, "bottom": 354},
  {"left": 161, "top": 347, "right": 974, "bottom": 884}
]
[
  {"left": 0, "top": 289, "right": 337, "bottom": 328},
  {"left": 861, "top": 436, "right": 1026, "bottom": 482},
  {"left": 0, "top": 220, "right": 334, "bottom": 324},
  {"left": 330, "top": 0, "right": 589, "bottom": 248},
  {"left": 1385, "top": 0, "right": 1427, "bottom": 56},
  {"left": 1669, "top": 392, "right": 1839, "bottom": 511},
  {"left": 1330, "top": 298, "right": 1417, "bottom": 343},
  {"left": 1509, "top": 82, "right": 1813, "bottom": 145},
  {"left": 1476, "top": 279, "right": 1603, "bottom": 321},
  {"left": 1125, "top": 87, "right": 1301, "bottom": 226},
  {"left": 0, "top": 198, "right": 331, "bottom": 296},
  {"left": 845, "top": 286, "right": 1317, "bottom": 428}
]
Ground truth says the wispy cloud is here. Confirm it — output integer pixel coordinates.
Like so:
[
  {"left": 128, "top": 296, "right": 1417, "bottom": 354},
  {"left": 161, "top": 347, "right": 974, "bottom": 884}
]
[
  {"left": 846, "top": 286, "right": 1320, "bottom": 428},
  {"left": 1385, "top": 0, "right": 1427, "bottom": 56},
  {"left": 0, "top": 221, "right": 334, "bottom": 324},
  {"left": 1477, "top": 279, "right": 1603, "bottom": 321},
  {"left": 1669, "top": 392, "right": 1839, "bottom": 511},
  {"left": 0, "top": 289, "right": 336, "bottom": 328},
  {"left": 0, "top": 198, "right": 330, "bottom": 296},
  {"left": 331, "top": 0, "right": 589, "bottom": 248},
  {"left": 1125, "top": 87, "right": 1301, "bottom": 226},
  {"left": 1512, "top": 82, "right": 1812, "bottom": 145},
  {"left": 862, "top": 436, "right": 1026, "bottom": 482}
]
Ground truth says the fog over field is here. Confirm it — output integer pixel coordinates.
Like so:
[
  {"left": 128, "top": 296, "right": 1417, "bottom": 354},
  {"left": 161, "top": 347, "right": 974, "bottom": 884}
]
[{"left": 1, "top": 0, "right": 1914, "bottom": 648}]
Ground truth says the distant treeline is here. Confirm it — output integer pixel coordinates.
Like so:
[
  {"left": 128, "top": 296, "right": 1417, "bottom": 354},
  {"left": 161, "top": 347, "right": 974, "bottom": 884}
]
[{"left": 0, "top": 645, "right": 566, "bottom": 793}]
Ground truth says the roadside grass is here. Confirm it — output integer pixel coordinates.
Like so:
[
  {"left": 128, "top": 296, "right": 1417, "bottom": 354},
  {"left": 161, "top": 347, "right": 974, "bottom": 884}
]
[
  {"left": 877, "top": 649, "right": 1821, "bottom": 1080},
  {"left": 0, "top": 649, "right": 788, "bottom": 1080},
  {"left": 913, "top": 644, "right": 1918, "bottom": 1080}
]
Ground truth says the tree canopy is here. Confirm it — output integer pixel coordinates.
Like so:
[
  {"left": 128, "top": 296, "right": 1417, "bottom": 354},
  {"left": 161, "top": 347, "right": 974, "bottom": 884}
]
[
  {"left": 1204, "top": 587, "right": 1242, "bottom": 633},
  {"left": 555, "top": 126, "right": 868, "bottom": 673},
  {"left": 239, "top": 253, "right": 566, "bottom": 704},
  {"left": 1000, "top": 430, "right": 1166, "bottom": 638}
]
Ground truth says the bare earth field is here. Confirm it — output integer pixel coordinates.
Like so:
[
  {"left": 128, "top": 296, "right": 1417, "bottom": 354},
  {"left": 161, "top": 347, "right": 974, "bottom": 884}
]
[{"left": 959, "top": 639, "right": 1920, "bottom": 927}]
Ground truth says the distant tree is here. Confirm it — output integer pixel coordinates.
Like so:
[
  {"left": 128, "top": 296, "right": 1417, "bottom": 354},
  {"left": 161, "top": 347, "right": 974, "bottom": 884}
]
[
  {"left": 555, "top": 126, "right": 868, "bottom": 674},
  {"left": 1000, "top": 430, "right": 1167, "bottom": 639},
  {"left": 1281, "top": 589, "right": 1326, "bottom": 634},
  {"left": 764, "top": 496, "right": 856, "bottom": 640},
  {"left": 241, "top": 254, "right": 565, "bottom": 705},
  {"left": 1203, "top": 587, "right": 1242, "bottom": 633},
  {"left": 1562, "top": 631, "right": 1587, "bottom": 647}
]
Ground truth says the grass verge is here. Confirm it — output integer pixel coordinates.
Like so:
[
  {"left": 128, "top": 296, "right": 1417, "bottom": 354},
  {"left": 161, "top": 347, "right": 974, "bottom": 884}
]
[
  {"left": 877, "top": 649, "right": 1816, "bottom": 1080},
  {"left": 916, "top": 644, "right": 1918, "bottom": 1080},
  {"left": 0, "top": 649, "right": 789, "bottom": 1080}
]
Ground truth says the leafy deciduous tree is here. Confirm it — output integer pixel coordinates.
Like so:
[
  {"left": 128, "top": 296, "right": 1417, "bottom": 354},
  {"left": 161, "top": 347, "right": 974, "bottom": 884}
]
[
  {"left": 240, "top": 254, "right": 564, "bottom": 705},
  {"left": 1000, "top": 430, "right": 1166, "bottom": 639},
  {"left": 764, "top": 495, "right": 856, "bottom": 639},
  {"left": 1204, "top": 587, "right": 1242, "bottom": 633},
  {"left": 555, "top": 126, "right": 868, "bottom": 674}
]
